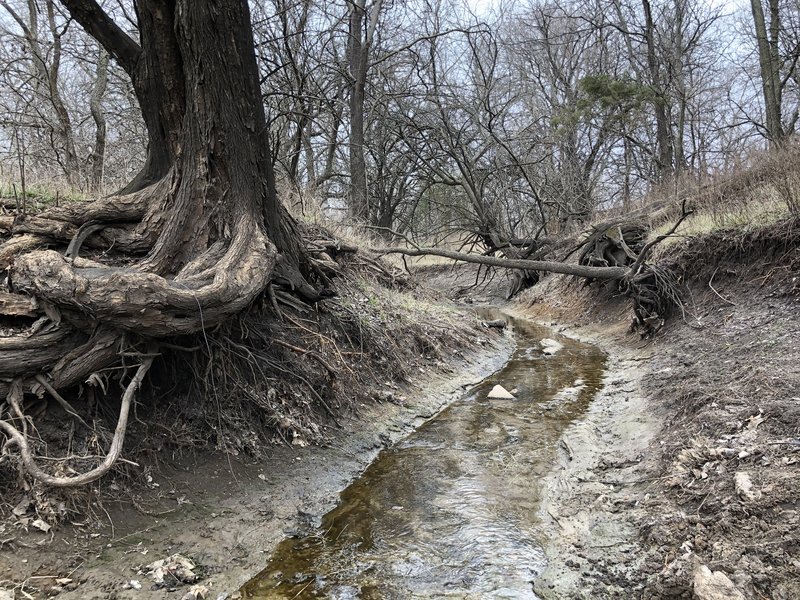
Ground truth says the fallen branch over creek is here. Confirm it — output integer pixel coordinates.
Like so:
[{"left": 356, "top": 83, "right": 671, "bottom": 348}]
[
  {"left": 375, "top": 201, "right": 694, "bottom": 337},
  {"left": 374, "top": 246, "right": 628, "bottom": 280}
]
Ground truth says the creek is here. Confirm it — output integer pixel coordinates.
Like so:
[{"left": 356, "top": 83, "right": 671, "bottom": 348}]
[{"left": 241, "top": 312, "right": 606, "bottom": 599}]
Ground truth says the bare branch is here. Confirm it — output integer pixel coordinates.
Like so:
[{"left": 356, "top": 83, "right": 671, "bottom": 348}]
[
  {"left": 373, "top": 245, "right": 627, "bottom": 280},
  {"left": 58, "top": 0, "right": 141, "bottom": 74}
]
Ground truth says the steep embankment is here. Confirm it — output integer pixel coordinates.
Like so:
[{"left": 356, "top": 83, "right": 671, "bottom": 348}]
[
  {"left": 522, "top": 217, "right": 799, "bottom": 599},
  {"left": 0, "top": 253, "right": 514, "bottom": 599}
]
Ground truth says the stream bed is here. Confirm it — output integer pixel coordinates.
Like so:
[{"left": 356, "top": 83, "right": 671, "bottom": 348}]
[{"left": 241, "top": 313, "right": 606, "bottom": 599}]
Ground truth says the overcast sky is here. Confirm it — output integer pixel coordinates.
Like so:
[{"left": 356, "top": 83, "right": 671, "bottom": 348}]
[{"left": 468, "top": 0, "right": 748, "bottom": 15}]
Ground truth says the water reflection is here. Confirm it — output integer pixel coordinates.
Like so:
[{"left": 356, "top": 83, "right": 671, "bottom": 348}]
[{"left": 241, "top": 315, "right": 606, "bottom": 599}]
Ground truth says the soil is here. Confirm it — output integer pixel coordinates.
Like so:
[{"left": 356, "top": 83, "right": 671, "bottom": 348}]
[
  {"left": 413, "top": 240, "right": 799, "bottom": 600},
  {"left": 0, "top": 312, "right": 513, "bottom": 599},
  {"left": 519, "top": 234, "right": 800, "bottom": 599},
  {"left": 1, "top": 223, "right": 798, "bottom": 599}
]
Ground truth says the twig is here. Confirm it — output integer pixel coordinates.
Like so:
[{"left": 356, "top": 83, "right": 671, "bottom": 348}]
[
  {"left": 273, "top": 339, "right": 337, "bottom": 376},
  {"left": 365, "top": 225, "right": 420, "bottom": 250},
  {"left": 628, "top": 199, "right": 694, "bottom": 275},
  {"left": 708, "top": 267, "right": 737, "bottom": 306},
  {"left": 34, "top": 374, "right": 91, "bottom": 430},
  {"left": 559, "top": 438, "right": 574, "bottom": 461}
]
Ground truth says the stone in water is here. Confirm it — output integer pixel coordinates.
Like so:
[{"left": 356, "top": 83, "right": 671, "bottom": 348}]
[{"left": 487, "top": 385, "right": 515, "bottom": 399}]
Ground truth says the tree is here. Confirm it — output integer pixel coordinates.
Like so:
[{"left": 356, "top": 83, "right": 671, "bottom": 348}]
[
  {"left": 748, "top": 0, "right": 800, "bottom": 146},
  {"left": 88, "top": 45, "right": 108, "bottom": 191},
  {"left": 0, "top": 0, "right": 80, "bottom": 183},
  {"left": 346, "top": 0, "right": 383, "bottom": 221},
  {"left": 0, "top": 0, "right": 320, "bottom": 485}
]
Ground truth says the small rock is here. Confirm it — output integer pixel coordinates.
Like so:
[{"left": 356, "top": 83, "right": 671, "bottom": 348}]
[
  {"left": 540, "top": 339, "right": 564, "bottom": 355},
  {"left": 482, "top": 319, "right": 507, "bottom": 329},
  {"left": 31, "top": 518, "right": 51, "bottom": 533},
  {"left": 734, "top": 472, "right": 761, "bottom": 502},
  {"left": 487, "top": 385, "right": 515, "bottom": 399},
  {"left": 693, "top": 564, "right": 746, "bottom": 600}
]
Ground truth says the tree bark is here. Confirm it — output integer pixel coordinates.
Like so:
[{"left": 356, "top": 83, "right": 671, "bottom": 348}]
[
  {"left": 642, "top": 0, "right": 674, "bottom": 181},
  {"left": 751, "top": 0, "right": 785, "bottom": 147},
  {"left": 346, "top": 0, "right": 383, "bottom": 221},
  {"left": 0, "top": 0, "right": 317, "bottom": 487},
  {"left": 89, "top": 46, "right": 108, "bottom": 191}
]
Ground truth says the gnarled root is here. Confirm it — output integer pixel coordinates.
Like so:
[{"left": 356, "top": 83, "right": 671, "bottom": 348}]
[
  {"left": 11, "top": 215, "right": 276, "bottom": 336},
  {"left": 0, "top": 353, "right": 153, "bottom": 487},
  {"left": 623, "top": 263, "right": 683, "bottom": 336}
]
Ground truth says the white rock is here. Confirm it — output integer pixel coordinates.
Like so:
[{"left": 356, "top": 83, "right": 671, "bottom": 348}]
[
  {"left": 487, "top": 385, "right": 515, "bottom": 399},
  {"left": 693, "top": 564, "right": 746, "bottom": 600},
  {"left": 540, "top": 338, "right": 564, "bottom": 355},
  {"left": 734, "top": 472, "right": 761, "bottom": 501}
]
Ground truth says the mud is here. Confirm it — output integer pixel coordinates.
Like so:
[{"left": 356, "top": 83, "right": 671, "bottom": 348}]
[
  {"left": 241, "top": 313, "right": 606, "bottom": 599},
  {"left": 0, "top": 325, "right": 513, "bottom": 600},
  {"left": 520, "top": 262, "right": 800, "bottom": 599}
]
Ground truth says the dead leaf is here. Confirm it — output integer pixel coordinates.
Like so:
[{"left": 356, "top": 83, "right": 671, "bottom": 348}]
[
  {"left": 182, "top": 585, "right": 210, "bottom": 600},
  {"left": 12, "top": 497, "right": 30, "bottom": 517},
  {"left": 31, "top": 519, "right": 51, "bottom": 533},
  {"left": 746, "top": 413, "right": 765, "bottom": 430}
]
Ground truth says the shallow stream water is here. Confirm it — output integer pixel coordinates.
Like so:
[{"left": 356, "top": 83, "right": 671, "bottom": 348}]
[{"left": 241, "top": 313, "right": 606, "bottom": 599}]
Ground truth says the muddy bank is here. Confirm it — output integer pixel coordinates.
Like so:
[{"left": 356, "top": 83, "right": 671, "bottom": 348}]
[
  {"left": 241, "top": 313, "right": 607, "bottom": 598},
  {"left": 517, "top": 258, "right": 799, "bottom": 598},
  {"left": 0, "top": 322, "right": 512, "bottom": 600},
  {"left": 515, "top": 309, "right": 660, "bottom": 599},
  {"left": 418, "top": 254, "right": 798, "bottom": 599}
]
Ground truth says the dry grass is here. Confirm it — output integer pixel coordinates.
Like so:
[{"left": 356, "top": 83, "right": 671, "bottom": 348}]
[
  {"left": 630, "top": 143, "right": 800, "bottom": 247},
  {"left": 0, "top": 179, "right": 89, "bottom": 209}
]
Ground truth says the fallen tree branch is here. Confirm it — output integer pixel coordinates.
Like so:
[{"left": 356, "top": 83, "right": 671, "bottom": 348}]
[
  {"left": 372, "top": 245, "right": 628, "bottom": 280},
  {"left": 0, "top": 353, "right": 154, "bottom": 487},
  {"left": 365, "top": 226, "right": 421, "bottom": 250}
]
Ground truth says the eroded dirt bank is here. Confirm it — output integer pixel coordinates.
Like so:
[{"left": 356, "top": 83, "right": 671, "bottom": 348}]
[
  {"left": 0, "top": 320, "right": 513, "bottom": 600},
  {"left": 416, "top": 244, "right": 798, "bottom": 600},
  {"left": 518, "top": 252, "right": 799, "bottom": 598},
  {"left": 2, "top": 229, "right": 797, "bottom": 599}
]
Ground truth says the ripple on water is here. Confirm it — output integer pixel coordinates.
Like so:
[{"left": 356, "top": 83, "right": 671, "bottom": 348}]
[{"left": 241, "top": 313, "right": 606, "bottom": 599}]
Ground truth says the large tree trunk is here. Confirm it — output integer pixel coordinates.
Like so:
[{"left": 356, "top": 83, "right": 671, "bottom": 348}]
[
  {"left": 751, "top": 0, "right": 785, "bottom": 147},
  {"left": 0, "top": 0, "right": 314, "bottom": 486},
  {"left": 346, "top": 0, "right": 383, "bottom": 222},
  {"left": 642, "top": 0, "right": 675, "bottom": 182}
]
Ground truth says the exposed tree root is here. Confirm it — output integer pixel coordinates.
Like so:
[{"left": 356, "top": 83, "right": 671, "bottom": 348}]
[
  {"left": 624, "top": 264, "right": 684, "bottom": 336},
  {"left": 0, "top": 354, "right": 153, "bottom": 487},
  {"left": 12, "top": 218, "right": 275, "bottom": 336},
  {"left": 579, "top": 220, "right": 648, "bottom": 269},
  {"left": 0, "top": 167, "right": 289, "bottom": 487}
]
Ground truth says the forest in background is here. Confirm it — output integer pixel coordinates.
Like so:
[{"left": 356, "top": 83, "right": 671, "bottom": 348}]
[{"left": 2, "top": 0, "right": 798, "bottom": 243}]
